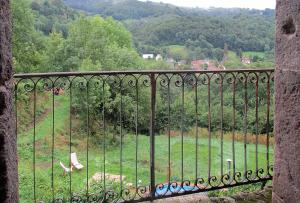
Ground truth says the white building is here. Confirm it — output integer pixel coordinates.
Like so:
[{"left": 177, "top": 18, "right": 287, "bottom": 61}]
[
  {"left": 155, "top": 54, "right": 163, "bottom": 61},
  {"left": 142, "top": 54, "right": 154, "bottom": 59},
  {"left": 241, "top": 57, "right": 251, "bottom": 64}
]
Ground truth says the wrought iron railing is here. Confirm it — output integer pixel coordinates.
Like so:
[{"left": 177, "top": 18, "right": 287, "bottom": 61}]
[{"left": 14, "top": 69, "right": 274, "bottom": 202}]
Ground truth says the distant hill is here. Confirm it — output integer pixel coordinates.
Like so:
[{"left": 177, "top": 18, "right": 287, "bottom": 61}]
[
  {"left": 63, "top": 0, "right": 275, "bottom": 20},
  {"left": 125, "top": 13, "right": 275, "bottom": 53},
  {"left": 63, "top": 0, "right": 187, "bottom": 20},
  {"left": 63, "top": 0, "right": 275, "bottom": 58}
]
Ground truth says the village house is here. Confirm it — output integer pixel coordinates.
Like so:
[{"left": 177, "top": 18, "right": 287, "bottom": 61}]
[
  {"left": 155, "top": 54, "right": 163, "bottom": 61},
  {"left": 142, "top": 54, "right": 154, "bottom": 59},
  {"left": 142, "top": 54, "right": 163, "bottom": 60},
  {"left": 241, "top": 56, "right": 251, "bottom": 64},
  {"left": 191, "top": 59, "right": 220, "bottom": 71}
]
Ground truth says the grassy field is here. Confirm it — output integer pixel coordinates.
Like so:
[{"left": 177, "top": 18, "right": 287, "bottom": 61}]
[
  {"left": 17, "top": 95, "right": 274, "bottom": 202},
  {"left": 243, "top": 51, "right": 266, "bottom": 59}
]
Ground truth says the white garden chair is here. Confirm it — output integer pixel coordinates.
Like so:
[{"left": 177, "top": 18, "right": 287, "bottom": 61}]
[
  {"left": 71, "top": 152, "right": 84, "bottom": 170},
  {"left": 59, "top": 161, "right": 72, "bottom": 175}
]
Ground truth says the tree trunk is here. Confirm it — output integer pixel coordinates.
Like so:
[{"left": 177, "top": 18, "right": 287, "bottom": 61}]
[{"left": 0, "top": 0, "right": 19, "bottom": 202}]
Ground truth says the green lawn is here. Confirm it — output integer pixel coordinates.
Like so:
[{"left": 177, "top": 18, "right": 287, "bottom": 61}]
[
  {"left": 243, "top": 51, "right": 266, "bottom": 59},
  {"left": 17, "top": 95, "right": 274, "bottom": 202}
]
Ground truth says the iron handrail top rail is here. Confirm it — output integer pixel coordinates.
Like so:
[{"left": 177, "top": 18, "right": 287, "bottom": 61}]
[{"left": 14, "top": 68, "right": 275, "bottom": 78}]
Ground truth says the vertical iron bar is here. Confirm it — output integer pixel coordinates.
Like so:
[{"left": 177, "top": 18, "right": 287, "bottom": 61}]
[
  {"left": 255, "top": 76, "right": 259, "bottom": 175},
  {"left": 220, "top": 76, "right": 224, "bottom": 177},
  {"left": 167, "top": 82, "right": 171, "bottom": 183},
  {"left": 69, "top": 82, "right": 72, "bottom": 202},
  {"left": 135, "top": 79, "right": 139, "bottom": 189},
  {"left": 232, "top": 76, "right": 236, "bottom": 180},
  {"left": 150, "top": 73, "right": 156, "bottom": 198},
  {"left": 102, "top": 82, "right": 106, "bottom": 194},
  {"left": 181, "top": 76, "right": 184, "bottom": 182},
  {"left": 86, "top": 80, "right": 90, "bottom": 198},
  {"left": 208, "top": 78, "right": 211, "bottom": 179},
  {"left": 33, "top": 84, "right": 36, "bottom": 203},
  {"left": 120, "top": 79, "right": 123, "bottom": 194},
  {"left": 52, "top": 83, "right": 55, "bottom": 202},
  {"left": 243, "top": 76, "right": 248, "bottom": 176},
  {"left": 266, "top": 76, "right": 270, "bottom": 175},
  {"left": 195, "top": 77, "right": 199, "bottom": 180}
]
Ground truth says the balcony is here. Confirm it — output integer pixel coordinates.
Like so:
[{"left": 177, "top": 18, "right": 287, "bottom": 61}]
[{"left": 14, "top": 69, "right": 274, "bottom": 202}]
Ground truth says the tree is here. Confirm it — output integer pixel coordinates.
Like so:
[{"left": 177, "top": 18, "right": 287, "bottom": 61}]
[
  {"left": 0, "top": 0, "right": 19, "bottom": 202},
  {"left": 42, "top": 32, "right": 66, "bottom": 72},
  {"left": 12, "top": 0, "right": 45, "bottom": 73},
  {"left": 236, "top": 48, "right": 243, "bottom": 59},
  {"left": 64, "top": 15, "right": 141, "bottom": 71},
  {"left": 223, "top": 43, "right": 229, "bottom": 58}
]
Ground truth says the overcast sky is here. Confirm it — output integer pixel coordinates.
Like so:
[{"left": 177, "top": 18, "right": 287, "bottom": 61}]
[{"left": 140, "top": 0, "right": 276, "bottom": 10}]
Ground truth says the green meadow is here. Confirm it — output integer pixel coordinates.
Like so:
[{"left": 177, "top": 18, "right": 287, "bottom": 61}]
[{"left": 17, "top": 95, "right": 273, "bottom": 202}]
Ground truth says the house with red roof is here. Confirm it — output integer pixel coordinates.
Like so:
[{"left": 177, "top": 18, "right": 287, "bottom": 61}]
[{"left": 191, "top": 60, "right": 220, "bottom": 71}]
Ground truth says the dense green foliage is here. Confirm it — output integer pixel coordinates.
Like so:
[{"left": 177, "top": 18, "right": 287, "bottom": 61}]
[
  {"left": 64, "top": 0, "right": 189, "bottom": 20},
  {"left": 12, "top": 0, "right": 45, "bottom": 73},
  {"left": 63, "top": 0, "right": 275, "bottom": 21},
  {"left": 12, "top": 0, "right": 166, "bottom": 73},
  {"left": 127, "top": 14, "right": 274, "bottom": 54},
  {"left": 31, "top": 0, "right": 78, "bottom": 36},
  {"left": 63, "top": 0, "right": 275, "bottom": 62},
  {"left": 12, "top": 0, "right": 275, "bottom": 73}
]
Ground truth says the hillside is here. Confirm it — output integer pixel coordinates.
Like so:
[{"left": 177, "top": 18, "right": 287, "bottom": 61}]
[
  {"left": 63, "top": 0, "right": 275, "bottom": 58},
  {"left": 63, "top": 0, "right": 187, "bottom": 20},
  {"left": 16, "top": 0, "right": 275, "bottom": 70},
  {"left": 13, "top": 0, "right": 163, "bottom": 73},
  {"left": 31, "top": 0, "right": 78, "bottom": 36},
  {"left": 63, "top": 0, "right": 275, "bottom": 20}
]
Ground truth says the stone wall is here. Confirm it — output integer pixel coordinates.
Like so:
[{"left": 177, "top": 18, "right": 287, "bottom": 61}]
[
  {"left": 273, "top": 0, "right": 300, "bottom": 202},
  {"left": 0, "top": 0, "right": 19, "bottom": 202},
  {"left": 210, "top": 186, "right": 272, "bottom": 203},
  {"left": 142, "top": 186, "right": 273, "bottom": 203}
]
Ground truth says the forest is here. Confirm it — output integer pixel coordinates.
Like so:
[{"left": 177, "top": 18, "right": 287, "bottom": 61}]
[
  {"left": 12, "top": 0, "right": 168, "bottom": 74},
  {"left": 13, "top": 0, "right": 275, "bottom": 74},
  {"left": 64, "top": 0, "right": 275, "bottom": 61}
]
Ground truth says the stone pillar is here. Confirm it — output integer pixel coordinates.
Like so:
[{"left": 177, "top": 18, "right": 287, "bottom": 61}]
[
  {"left": 273, "top": 0, "right": 300, "bottom": 202},
  {"left": 0, "top": 0, "right": 19, "bottom": 202}
]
